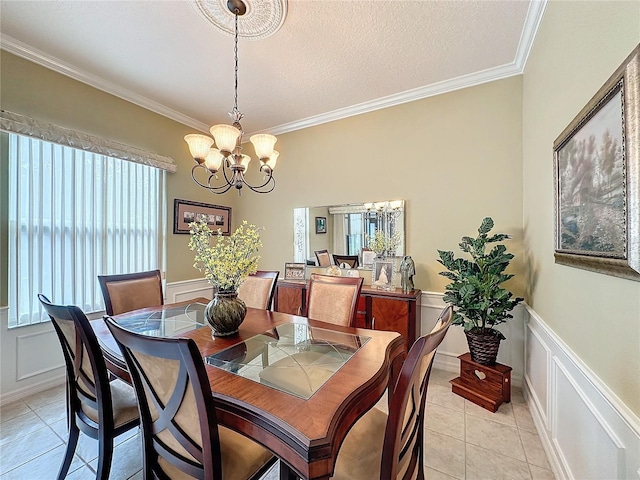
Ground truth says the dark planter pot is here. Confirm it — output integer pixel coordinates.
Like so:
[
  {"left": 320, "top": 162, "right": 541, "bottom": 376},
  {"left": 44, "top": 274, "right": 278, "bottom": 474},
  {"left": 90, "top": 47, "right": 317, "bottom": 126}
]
[
  {"left": 205, "top": 290, "right": 247, "bottom": 337},
  {"left": 465, "top": 328, "right": 505, "bottom": 366}
]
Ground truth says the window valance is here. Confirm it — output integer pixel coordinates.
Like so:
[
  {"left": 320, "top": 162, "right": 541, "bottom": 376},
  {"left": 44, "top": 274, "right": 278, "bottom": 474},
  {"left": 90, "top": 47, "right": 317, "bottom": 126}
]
[{"left": 0, "top": 110, "right": 177, "bottom": 173}]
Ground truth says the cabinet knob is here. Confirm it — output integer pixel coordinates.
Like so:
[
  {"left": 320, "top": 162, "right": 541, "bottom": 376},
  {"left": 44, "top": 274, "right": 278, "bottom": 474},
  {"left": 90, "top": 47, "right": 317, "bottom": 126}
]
[{"left": 372, "top": 316, "right": 376, "bottom": 330}]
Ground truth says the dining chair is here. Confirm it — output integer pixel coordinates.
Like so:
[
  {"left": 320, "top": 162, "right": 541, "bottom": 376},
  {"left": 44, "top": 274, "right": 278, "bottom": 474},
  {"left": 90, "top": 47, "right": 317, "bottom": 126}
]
[
  {"left": 330, "top": 305, "right": 454, "bottom": 479},
  {"left": 105, "top": 317, "right": 276, "bottom": 480},
  {"left": 98, "top": 269, "right": 164, "bottom": 316},
  {"left": 237, "top": 270, "right": 279, "bottom": 309},
  {"left": 332, "top": 254, "right": 359, "bottom": 269},
  {"left": 314, "top": 249, "right": 332, "bottom": 267},
  {"left": 37, "top": 294, "right": 140, "bottom": 480},
  {"left": 305, "top": 273, "right": 364, "bottom": 327}
]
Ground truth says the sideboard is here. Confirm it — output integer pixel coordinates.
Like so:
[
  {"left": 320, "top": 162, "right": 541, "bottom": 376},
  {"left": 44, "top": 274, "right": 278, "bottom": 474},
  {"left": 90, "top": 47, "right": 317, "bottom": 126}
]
[{"left": 273, "top": 279, "right": 421, "bottom": 352}]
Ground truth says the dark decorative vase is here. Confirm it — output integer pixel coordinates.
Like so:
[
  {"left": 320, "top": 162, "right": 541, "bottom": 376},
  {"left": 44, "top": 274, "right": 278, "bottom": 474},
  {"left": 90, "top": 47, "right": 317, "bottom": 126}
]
[
  {"left": 464, "top": 328, "right": 505, "bottom": 366},
  {"left": 205, "top": 290, "right": 247, "bottom": 337}
]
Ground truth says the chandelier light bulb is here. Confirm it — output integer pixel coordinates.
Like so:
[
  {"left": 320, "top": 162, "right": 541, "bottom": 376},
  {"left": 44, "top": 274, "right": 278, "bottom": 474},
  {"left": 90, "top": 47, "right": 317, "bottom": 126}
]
[
  {"left": 239, "top": 154, "right": 251, "bottom": 172},
  {"left": 204, "top": 148, "right": 224, "bottom": 173},
  {"left": 210, "top": 124, "right": 241, "bottom": 156},
  {"left": 184, "top": 134, "right": 214, "bottom": 162},
  {"left": 249, "top": 133, "right": 277, "bottom": 161},
  {"left": 265, "top": 150, "right": 279, "bottom": 171}
]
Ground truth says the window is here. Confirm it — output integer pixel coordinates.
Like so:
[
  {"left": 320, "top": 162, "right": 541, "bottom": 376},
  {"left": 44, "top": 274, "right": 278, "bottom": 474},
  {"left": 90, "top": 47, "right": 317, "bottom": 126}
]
[{"left": 7, "top": 133, "right": 166, "bottom": 327}]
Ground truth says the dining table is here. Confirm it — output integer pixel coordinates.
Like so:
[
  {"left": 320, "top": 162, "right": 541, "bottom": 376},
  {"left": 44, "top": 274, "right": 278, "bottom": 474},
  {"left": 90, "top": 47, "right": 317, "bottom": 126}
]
[{"left": 91, "top": 298, "right": 405, "bottom": 480}]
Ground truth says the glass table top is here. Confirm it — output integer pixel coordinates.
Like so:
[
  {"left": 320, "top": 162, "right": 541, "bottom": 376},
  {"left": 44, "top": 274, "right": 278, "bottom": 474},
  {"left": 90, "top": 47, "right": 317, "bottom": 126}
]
[
  {"left": 205, "top": 323, "right": 371, "bottom": 399},
  {"left": 114, "top": 302, "right": 207, "bottom": 337}
]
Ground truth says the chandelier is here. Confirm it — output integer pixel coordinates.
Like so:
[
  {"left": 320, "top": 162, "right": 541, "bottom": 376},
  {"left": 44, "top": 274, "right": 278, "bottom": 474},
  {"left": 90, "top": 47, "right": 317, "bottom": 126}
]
[{"left": 184, "top": 0, "right": 279, "bottom": 195}]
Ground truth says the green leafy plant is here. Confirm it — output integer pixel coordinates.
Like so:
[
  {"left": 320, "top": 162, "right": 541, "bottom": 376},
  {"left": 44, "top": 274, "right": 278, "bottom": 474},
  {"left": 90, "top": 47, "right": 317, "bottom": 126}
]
[
  {"left": 437, "top": 217, "right": 523, "bottom": 337},
  {"left": 189, "top": 219, "right": 263, "bottom": 292}
]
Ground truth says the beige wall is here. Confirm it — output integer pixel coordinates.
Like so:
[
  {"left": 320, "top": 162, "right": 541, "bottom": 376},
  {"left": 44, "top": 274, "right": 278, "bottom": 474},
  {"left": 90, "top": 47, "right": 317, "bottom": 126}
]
[
  {"left": 522, "top": 1, "right": 640, "bottom": 414},
  {"left": 235, "top": 76, "right": 525, "bottom": 297},
  {"left": 0, "top": 51, "right": 241, "bottom": 293},
  {"left": 307, "top": 206, "right": 331, "bottom": 259}
]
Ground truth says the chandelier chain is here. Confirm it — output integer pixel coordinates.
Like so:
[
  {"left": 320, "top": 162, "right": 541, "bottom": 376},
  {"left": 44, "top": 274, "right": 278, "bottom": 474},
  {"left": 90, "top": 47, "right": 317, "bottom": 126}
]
[{"left": 233, "top": 10, "right": 239, "bottom": 113}]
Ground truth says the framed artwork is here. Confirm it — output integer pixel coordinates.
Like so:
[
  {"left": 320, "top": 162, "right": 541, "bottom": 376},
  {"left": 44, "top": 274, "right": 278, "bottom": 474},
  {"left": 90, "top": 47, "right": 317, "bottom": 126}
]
[
  {"left": 372, "top": 259, "right": 394, "bottom": 291},
  {"left": 553, "top": 45, "right": 639, "bottom": 281},
  {"left": 173, "top": 199, "right": 232, "bottom": 235},
  {"left": 315, "top": 216, "right": 327, "bottom": 234},
  {"left": 284, "top": 262, "right": 306, "bottom": 280},
  {"left": 362, "top": 249, "right": 376, "bottom": 267}
]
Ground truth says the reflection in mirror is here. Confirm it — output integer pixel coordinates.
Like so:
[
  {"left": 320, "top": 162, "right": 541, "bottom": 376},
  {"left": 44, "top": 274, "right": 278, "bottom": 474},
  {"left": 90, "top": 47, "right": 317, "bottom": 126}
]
[{"left": 293, "top": 201, "right": 405, "bottom": 266}]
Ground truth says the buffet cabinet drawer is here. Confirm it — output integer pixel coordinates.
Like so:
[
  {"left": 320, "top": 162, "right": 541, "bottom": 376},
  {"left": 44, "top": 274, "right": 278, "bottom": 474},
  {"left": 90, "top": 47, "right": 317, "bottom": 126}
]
[{"left": 274, "top": 280, "right": 421, "bottom": 353}]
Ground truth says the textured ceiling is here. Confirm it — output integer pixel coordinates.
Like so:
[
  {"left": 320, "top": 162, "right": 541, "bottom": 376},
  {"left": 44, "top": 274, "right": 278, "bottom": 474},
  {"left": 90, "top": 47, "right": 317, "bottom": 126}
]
[{"left": 0, "top": 0, "right": 545, "bottom": 136}]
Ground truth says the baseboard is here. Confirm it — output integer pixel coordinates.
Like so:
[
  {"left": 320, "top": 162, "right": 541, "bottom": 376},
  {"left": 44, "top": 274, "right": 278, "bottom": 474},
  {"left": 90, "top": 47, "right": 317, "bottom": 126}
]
[
  {"left": 524, "top": 307, "right": 640, "bottom": 480},
  {"left": 0, "top": 373, "right": 65, "bottom": 406},
  {"left": 420, "top": 291, "right": 525, "bottom": 387}
]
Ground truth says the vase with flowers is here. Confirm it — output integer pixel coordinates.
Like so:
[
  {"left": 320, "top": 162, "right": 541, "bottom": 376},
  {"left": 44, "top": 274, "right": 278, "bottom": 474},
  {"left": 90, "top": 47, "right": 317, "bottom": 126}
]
[
  {"left": 366, "top": 229, "right": 402, "bottom": 258},
  {"left": 189, "top": 219, "right": 263, "bottom": 337}
]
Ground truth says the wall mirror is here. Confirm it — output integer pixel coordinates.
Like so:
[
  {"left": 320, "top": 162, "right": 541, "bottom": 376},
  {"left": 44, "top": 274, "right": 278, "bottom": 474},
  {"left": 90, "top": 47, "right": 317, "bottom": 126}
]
[{"left": 293, "top": 200, "right": 405, "bottom": 266}]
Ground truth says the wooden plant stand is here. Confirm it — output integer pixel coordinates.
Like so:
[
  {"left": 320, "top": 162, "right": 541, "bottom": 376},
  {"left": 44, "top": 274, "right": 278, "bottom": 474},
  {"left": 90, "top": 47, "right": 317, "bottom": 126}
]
[{"left": 450, "top": 353, "right": 512, "bottom": 412}]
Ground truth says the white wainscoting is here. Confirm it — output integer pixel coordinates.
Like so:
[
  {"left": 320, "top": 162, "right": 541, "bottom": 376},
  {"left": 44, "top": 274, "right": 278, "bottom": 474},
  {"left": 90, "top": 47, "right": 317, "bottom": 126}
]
[
  {"left": 419, "top": 291, "right": 525, "bottom": 387},
  {"left": 524, "top": 308, "right": 640, "bottom": 480},
  {"left": 164, "top": 277, "right": 214, "bottom": 304},
  {"left": 0, "top": 306, "right": 66, "bottom": 405},
  {"left": 0, "top": 278, "right": 214, "bottom": 406}
]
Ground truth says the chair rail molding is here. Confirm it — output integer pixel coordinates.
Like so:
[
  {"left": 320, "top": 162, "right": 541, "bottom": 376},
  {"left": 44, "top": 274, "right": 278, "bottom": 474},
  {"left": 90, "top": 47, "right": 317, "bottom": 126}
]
[{"left": 525, "top": 307, "right": 640, "bottom": 480}]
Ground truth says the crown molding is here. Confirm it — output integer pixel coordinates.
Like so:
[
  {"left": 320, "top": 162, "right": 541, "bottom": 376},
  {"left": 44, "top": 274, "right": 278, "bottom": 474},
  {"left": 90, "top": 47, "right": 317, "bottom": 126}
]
[
  {"left": 0, "top": 34, "right": 210, "bottom": 133},
  {"left": 514, "top": 0, "right": 547, "bottom": 71},
  {"left": 1, "top": 0, "right": 546, "bottom": 138},
  {"left": 263, "top": 61, "right": 524, "bottom": 136}
]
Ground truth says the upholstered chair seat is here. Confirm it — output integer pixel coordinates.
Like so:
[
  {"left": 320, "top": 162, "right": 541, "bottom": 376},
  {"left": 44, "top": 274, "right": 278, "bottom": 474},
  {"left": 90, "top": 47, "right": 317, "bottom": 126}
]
[
  {"left": 330, "top": 305, "right": 453, "bottom": 479},
  {"left": 80, "top": 378, "right": 139, "bottom": 427}
]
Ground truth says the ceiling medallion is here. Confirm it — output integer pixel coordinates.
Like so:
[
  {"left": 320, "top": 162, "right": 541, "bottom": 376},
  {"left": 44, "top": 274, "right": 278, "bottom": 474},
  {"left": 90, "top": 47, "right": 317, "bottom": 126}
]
[{"left": 194, "top": 0, "right": 287, "bottom": 39}]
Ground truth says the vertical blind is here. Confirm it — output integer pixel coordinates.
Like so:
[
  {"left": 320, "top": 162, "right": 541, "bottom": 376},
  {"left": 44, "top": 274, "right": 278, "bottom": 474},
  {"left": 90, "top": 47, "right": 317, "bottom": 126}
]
[{"left": 8, "top": 133, "right": 165, "bottom": 327}]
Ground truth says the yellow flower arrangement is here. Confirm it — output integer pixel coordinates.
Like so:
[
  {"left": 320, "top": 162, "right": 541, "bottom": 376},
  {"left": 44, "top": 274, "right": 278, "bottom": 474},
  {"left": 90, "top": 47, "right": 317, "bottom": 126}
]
[
  {"left": 189, "top": 219, "right": 264, "bottom": 292},
  {"left": 366, "top": 229, "right": 401, "bottom": 257}
]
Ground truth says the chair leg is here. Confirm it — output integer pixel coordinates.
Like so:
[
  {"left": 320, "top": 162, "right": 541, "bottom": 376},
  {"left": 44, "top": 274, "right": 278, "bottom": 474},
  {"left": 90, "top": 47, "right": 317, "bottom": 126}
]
[
  {"left": 95, "top": 431, "right": 114, "bottom": 480},
  {"left": 57, "top": 424, "right": 79, "bottom": 480},
  {"left": 279, "top": 461, "right": 299, "bottom": 480}
]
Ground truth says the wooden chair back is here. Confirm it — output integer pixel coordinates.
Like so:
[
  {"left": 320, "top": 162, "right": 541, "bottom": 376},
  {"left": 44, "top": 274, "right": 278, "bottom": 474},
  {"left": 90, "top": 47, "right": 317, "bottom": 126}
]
[
  {"left": 314, "top": 249, "right": 332, "bottom": 267},
  {"left": 332, "top": 254, "right": 359, "bottom": 269},
  {"left": 106, "top": 317, "right": 223, "bottom": 479},
  {"left": 381, "top": 305, "right": 453, "bottom": 479},
  {"left": 37, "top": 294, "right": 139, "bottom": 479},
  {"left": 306, "top": 273, "right": 364, "bottom": 327},
  {"left": 237, "top": 270, "right": 279, "bottom": 309},
  {"left": 98, "top": 269, "right": 163, "bottom": 316}
]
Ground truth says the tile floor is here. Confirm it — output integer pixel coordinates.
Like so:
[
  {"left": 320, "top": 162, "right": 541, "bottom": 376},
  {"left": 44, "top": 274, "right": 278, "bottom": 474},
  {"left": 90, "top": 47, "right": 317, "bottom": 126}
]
[{"left": 0, "top": 369, "right": 555, "bottom": 479}]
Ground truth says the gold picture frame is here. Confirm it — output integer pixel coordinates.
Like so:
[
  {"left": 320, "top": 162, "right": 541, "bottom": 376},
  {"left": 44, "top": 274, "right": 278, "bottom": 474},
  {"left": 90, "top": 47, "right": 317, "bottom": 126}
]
[{"left": 553, "top": 45, "right": 639, "bottom": 281}]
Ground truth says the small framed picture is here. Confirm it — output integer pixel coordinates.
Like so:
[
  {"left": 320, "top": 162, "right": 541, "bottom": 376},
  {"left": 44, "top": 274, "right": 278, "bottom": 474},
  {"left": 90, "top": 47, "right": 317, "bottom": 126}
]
[
  {"left": 362, "top": 249, "right": 376, "bottom": 267},
  {"left": 284, "top": 262, "right": 306, "bottom": 280},
  {"left": 174, "top": 199, "right": 232, "bottom": 235},
  {"left": 315, "top": 216, "right": 327, "bottom": 234},
  {"left": 372, "top": 259, "right": 394, "bottom": 290}
]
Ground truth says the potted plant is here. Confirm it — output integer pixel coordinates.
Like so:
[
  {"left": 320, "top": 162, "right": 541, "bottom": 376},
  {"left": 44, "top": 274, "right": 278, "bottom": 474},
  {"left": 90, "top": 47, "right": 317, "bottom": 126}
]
[
  {"left": 437, "top": 217, "right": 523, "bottom": 365},
  {"left": 189, "top": 219, "right": 263, "bottom": 337}
]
